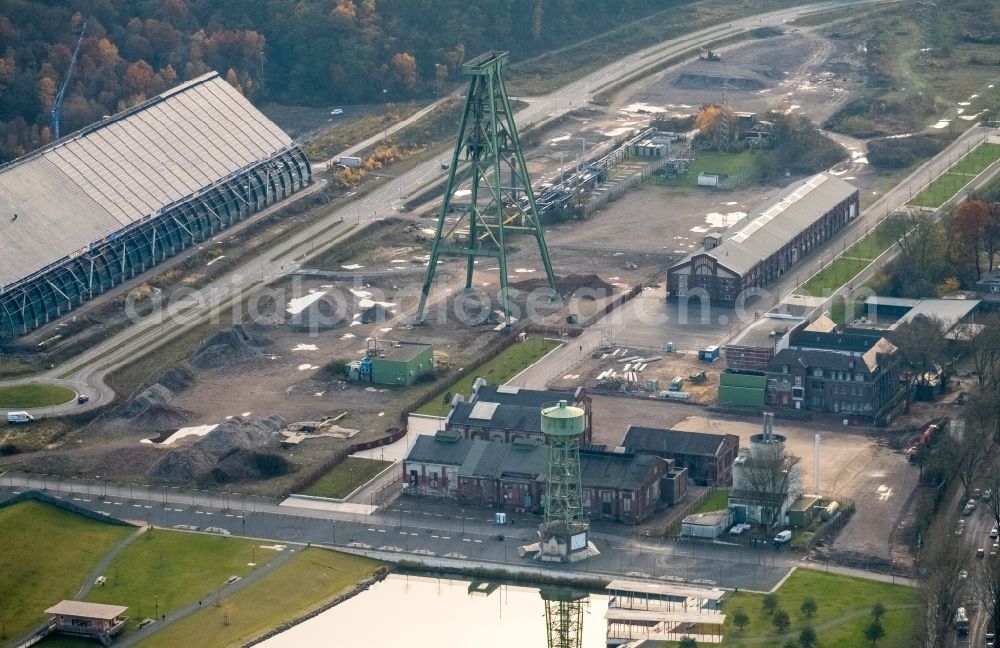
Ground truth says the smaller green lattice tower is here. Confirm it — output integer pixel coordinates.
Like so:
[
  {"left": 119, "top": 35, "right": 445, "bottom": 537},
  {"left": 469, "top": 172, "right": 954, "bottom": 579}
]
[{"left": 538, "top": 400, "right": 590, "bottom": 562}]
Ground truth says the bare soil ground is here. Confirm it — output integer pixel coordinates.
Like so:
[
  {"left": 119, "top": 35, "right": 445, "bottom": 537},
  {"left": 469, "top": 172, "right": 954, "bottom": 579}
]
[
  {"left": 6, "top": 25, "right": 903, "bottom": 501},
  {"left": 628, "top": 30, "right": 860, "bottom": 127},
  {"left": 550, "top": 348, "right": 720, "bottom": 404}
]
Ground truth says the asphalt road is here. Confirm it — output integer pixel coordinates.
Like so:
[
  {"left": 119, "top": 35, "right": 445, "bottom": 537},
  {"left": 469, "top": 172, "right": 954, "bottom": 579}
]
[
  {"left": 0, "top": 0, "right": 900, "bottom": 419},
  {"left": 0, "top": 472, "right": 914, "bottom": 593}
]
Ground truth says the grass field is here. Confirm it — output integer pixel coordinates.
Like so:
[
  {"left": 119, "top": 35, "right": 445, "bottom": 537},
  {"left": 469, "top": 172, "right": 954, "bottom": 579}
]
[
  {"left": 797, "top": 220, "right": 898, "bottom": 297},
  {"left": 910, "top": 142, "right": 1000, "bottom": 208},
  {"left": 137, "top": 548, "right": 383, "bottom": 648},
  {"left": 649, "top": 150, "right": 761, "bottom": 189},
  {"left": 658, "top": 569, "right": 917, "bottom": 647},
  {"left": 302, "top": 457, "right": 393, "bottom": 499},
  {"left": 86, "top": 529, "right": 262, "bottom": 625},
  {"left": 0, "top": 501, "right": 132, "bottom": 641},
  {"left": 416, "top": 337, "right": 561, "bottom": 417},
  {"left": 693, "top": 489, "right": 730, "bottom": 514},
  {"left": 0, "top": 384, "right": 76, "bottom": 408}
]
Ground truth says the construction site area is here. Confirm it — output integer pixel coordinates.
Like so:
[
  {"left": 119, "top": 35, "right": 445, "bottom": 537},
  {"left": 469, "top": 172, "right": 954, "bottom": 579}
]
[
  {"left": 0, "top": 23, "right": 887, "bottom": 483},
  {"left": 0, "top": 12, "right": 967, "bottom": 533}
]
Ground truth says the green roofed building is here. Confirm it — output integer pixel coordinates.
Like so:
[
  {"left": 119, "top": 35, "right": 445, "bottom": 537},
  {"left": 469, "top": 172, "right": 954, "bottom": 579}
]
[{"left": 372, "top": 341, "right": 434, "bottom": 386}]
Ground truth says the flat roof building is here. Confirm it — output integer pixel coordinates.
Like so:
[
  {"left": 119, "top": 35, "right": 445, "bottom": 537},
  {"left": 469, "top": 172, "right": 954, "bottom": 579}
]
[
  {"left": 666, "top": 173, "right": 859, "bottom": 306},
  {"left": 371, "top": 341, "right": 433, "bottom": 386}
]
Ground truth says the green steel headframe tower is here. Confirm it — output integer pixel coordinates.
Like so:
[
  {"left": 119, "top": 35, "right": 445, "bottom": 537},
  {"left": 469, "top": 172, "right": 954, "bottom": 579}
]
[{"left": 416, "top": 51, "right": 557, "bottom": 327}]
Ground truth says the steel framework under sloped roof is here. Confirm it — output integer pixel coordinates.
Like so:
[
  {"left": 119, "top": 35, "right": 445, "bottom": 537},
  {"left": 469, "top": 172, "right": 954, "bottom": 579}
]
[{"left": 0, "top": 72, "right": 312, "bottom": 337}]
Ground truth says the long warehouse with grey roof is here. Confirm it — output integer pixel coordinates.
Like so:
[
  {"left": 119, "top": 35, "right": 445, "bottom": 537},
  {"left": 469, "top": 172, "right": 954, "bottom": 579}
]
[
  {"left": 0, "top": 71, "right": 311, "bottom": 337},
  {"left": 666, "top": 173, "right": 859, "bottom": 306}
]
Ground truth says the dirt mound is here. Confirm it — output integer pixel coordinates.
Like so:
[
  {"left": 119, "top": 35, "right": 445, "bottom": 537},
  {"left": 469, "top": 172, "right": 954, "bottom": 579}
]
[
  {"left": 287, "top": 291, "right": 356, "bottom": 331},
  {"left": 211, "top": 448, "right": 293, "bottom": 483},
  {"left": 122, "top": 383, "right": 175, "bottom": 418},
  {"left": 190, "top": 325, "right": 266, "bottom": 369},
  {"left": 675, "top": 73, "right": 768, "bottom": 91},
  {"left": 149, "top": 446, "right": 218, "bottom": 484},
  {"left": 129, "top": 403, "right": 195, "bottom": 432},
  {"left": 158, "top": 366, "right": 195, "bottom": 393},
  {"left": 511, "top": 273, "right": 616, "bottom": 298},
  {"left": 146, "top": 416, "right": 289, "bottom": 484},
  {"left": 193, "top": 416, "right": 287, "bottom": 455}
]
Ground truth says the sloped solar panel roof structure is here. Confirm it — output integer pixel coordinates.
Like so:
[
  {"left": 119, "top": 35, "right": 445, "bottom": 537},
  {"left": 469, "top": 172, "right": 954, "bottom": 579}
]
[{"left": 0, "top": 72, "right": 293, "bottom": 289}]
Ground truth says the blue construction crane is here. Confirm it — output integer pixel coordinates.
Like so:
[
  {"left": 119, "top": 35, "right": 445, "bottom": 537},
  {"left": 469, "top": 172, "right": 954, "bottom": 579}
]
[{"left": 50, "top": 20, "right": 88, "bottom": 140}]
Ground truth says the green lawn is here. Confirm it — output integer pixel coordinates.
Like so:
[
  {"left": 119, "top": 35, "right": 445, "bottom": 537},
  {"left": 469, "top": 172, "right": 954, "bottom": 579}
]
[
  {"left": 949, "top": 142, "right": 1000, "bottom": 176},
  {"left": 650, "top": 150, "right": 762, "bottom": 189},
  {"left": 693, "top": 489, "right": 730, "bottom": 514},
  {"left": 302, "top": 457, "right": 393, "bottom": 499},
  {"left": 86, "top": 529, "right": 262, "bottom": 624},
  {"left": 797, "top": 221, "right": 898, "bottom": 297},
  {"left": 910, "top": 142, "right": 1000, "bottom": 208},
  {"left": 416, "top": 337, "right": 561, "bottom": 417},
  {"left": 137, "top": 548, "right": 384, "bottom": 648},
  {"left": 657, "top": 569, "right": 917, "bottom": 647},
  {"left": 0, "top": 500, "right": 133, "bottom": 641},
  {"left": 0, "top": 384, "right": 76, "bottom": 408}
]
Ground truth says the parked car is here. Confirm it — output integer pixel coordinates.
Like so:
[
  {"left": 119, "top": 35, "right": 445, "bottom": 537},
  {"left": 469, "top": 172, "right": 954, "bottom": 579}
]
[
  {"left": 774, "top": 530, "right": 792, "bottom": 545},
  {"left": 991, "top": 524, "right": 998, "bottom": 539},
  {"left": 729, "top": 523, "right": 751, "bottom": 535},
  {"left": 974, "top": 488, "right": 982, "bottom": 499},
  {"left": 986, "top": 490, "right": 994, "bottom": 501},
  {"left": 330, "top": 108, "right": 344, "bottom": 115}
]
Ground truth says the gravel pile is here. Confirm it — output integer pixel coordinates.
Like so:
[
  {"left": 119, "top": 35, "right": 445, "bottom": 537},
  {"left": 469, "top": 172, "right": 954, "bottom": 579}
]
[
  {"left": 190, "top": 325, "right": 268, "bottom": 369},
  {"left": 148, "top": 446, "right": 217, "bottom": 484},
  {"left": 147, "top": 415, "right": 289, "bottom": 485}
]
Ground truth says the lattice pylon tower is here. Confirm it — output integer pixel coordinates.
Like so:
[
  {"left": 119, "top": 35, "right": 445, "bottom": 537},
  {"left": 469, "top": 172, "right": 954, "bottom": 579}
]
[
  {"left": 540, "top": 588, "right": 588, "bottom": 648},
  {"left": 416, "top": 51, "right": 557, "bottom": 328},
  {"left": 541, "top": 401, "right": 586, "bottom": 533}
]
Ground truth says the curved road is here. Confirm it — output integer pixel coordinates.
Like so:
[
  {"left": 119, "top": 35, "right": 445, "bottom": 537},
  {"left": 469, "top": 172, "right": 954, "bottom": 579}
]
[{"left": 0, "top": 0, "right": 900, "bottom": 419}]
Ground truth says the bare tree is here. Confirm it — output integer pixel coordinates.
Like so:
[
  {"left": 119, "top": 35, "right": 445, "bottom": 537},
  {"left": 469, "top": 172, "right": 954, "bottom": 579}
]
[
  {"left": 736, "top": 441, "right": 801, "bottom": 531},
  {"left": 889, "top": 315, "right": 948, "bottom": 399},
  {"left": 965, "top": 387, "right": 1000, "bottom": 445},
  {"left": 954, "top": 313, "right": 1000, "bottom": 388},
  {"left": 983, "top": 472, "right": 1000, "bottom": 531},
  {"left": 939, "top": 419, "right": 994, "bottom": 499},
  {"left": 975, "top": 550, "right": 1000, "bottom": 641},
  {"left": 919, "top": 525, "right": 968, "bottom": 648}
]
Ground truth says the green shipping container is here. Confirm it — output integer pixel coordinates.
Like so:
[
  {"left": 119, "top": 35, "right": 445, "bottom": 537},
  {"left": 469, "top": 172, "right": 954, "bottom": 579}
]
[
  {"left": 372, "top": 342, "right": 434, "bottom": 386},
  {"left": 718, "top": 372, "right": 765, "bottom": 407}
]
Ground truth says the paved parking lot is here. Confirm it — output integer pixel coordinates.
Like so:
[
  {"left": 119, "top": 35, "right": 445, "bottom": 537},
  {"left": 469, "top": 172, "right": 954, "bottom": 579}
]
[
  {"left": 586, "top": 394, "right": 921, "bottom": 567},
  {"left": 672, "top": 415, "right": 919, "bottom": 567}
]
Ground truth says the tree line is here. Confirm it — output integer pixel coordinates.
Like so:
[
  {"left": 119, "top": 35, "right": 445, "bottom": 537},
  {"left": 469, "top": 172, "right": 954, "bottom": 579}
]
[{"left": 0, "top": 0, "right": 675, "bottom": 162}]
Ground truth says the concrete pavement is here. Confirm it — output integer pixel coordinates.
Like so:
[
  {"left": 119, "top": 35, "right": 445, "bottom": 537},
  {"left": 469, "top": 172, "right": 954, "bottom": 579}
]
[{"left": 0, "top": 472, "right": 914, "bottom": 595}]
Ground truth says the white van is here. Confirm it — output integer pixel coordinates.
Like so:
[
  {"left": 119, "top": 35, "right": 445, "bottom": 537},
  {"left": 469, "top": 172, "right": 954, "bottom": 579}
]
[
  {"left": 7, "top": 411, "right": 33, "bottom": 424},
  {"left": 774, "top": 530, "right": 792, "bottom": 544}
]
